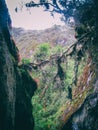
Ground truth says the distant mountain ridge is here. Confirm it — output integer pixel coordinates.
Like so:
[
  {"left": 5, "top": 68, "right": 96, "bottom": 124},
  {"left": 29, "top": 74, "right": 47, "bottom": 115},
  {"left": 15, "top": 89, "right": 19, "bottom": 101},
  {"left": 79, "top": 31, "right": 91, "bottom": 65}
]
[{"left": 12, "top": 25, "right": 76, "bottom": 58}]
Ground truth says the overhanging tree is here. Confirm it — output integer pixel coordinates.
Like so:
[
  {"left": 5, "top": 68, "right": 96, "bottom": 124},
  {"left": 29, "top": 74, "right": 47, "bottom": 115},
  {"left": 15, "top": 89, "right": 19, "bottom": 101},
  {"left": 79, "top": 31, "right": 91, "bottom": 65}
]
[
  {"left": 19, "top": 1, "right": 97, "bottom": 93},
  {"left": 22, "top": 0, "right": 97, "bottom": 84},
  {"left": 23, "top": 0, "right": 98, "bottom": 129}
]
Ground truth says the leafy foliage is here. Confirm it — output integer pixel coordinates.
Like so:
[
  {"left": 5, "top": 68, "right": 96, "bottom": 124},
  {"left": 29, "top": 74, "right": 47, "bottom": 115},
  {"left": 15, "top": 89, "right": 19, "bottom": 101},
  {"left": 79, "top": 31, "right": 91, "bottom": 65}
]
[
  {"left": 34, "top": 43, "right": 50, "bottom": 62},
  {"left": 30, "top": 43, "right": 86, "bottom": 130},
  {"left": 16, "top": 0, "right": 98, "bottom": 129},
  {"left": 20, "top": 1, "right": 96, "bottom": 125},
  {"left": 22, "top": 58, "right": 31, "bottom": 64}
]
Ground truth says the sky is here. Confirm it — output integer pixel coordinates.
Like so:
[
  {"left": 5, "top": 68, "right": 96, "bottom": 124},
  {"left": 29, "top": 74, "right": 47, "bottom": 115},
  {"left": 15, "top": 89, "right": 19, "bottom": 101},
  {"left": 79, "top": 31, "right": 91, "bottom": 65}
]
[{"left": 6, "top": 0, "right": 65, "bottom": 30}]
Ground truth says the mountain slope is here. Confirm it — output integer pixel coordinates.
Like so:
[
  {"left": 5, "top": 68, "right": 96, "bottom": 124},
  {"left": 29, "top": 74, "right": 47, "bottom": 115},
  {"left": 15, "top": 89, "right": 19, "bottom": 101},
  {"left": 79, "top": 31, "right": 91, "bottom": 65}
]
[{"left": 12, "top": 25, "right": 76, "bottom": 58}]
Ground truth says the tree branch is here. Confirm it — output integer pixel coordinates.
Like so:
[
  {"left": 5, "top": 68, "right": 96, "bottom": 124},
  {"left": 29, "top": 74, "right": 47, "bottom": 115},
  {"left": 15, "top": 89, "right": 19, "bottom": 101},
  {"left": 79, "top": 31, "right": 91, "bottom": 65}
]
[{"left": 20, "top": 32, "right": 91, "bottom": 71}]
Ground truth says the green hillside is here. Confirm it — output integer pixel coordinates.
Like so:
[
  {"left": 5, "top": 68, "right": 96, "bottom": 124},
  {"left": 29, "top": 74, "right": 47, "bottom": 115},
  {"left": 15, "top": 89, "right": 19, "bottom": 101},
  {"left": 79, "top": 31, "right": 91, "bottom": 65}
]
[{"left": 13, "top": 25, "right": 76, "bottom": 59}]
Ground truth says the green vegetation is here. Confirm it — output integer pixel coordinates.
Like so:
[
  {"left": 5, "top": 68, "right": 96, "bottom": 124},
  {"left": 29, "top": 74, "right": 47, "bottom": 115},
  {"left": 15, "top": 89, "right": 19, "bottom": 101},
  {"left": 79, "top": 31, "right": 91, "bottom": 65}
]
[
  {"left": 33, "top": 43, "right": 50, "bottom": 62},
  {"left": 22, "top": 58, "right": 31, "bottom": 64},
  {"left": 30, "top": 43, "right": 86, "bottom": 130},
  {"left": 1, "top": 0, "right": 97, "bottom": 130}
]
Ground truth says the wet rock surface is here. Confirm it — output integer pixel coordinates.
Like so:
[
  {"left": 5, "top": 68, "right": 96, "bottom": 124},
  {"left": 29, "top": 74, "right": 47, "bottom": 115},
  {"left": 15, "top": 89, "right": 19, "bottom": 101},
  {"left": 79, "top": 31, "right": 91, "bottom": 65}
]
[
  {"left": 0, "top": 31, "right": 37, "bottom": 130},
  {"left": 62, "top": 92, "right": 98, "bottom": 130},
  {"left": 15, "top": 69, "right": 37, "bottom": 130}
]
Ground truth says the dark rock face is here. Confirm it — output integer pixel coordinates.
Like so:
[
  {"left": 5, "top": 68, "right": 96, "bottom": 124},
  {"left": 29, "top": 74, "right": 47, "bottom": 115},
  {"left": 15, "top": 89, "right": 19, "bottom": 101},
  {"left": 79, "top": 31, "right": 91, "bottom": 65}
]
[
  {"left": 72, "top": 93, "right": 98, "bottom": 130},
  {"left": 0, "top": 1, "right": 37, "bottom": 130},
  {"left": 62, "top": 92, "right": 98, "bottom": 130},
  {"left": 0, "top": 33, "right": 37, "bottom": 130},
  {"left": 0, "top": 33, "right": 16, "bottom": 130},
  {"left": 15, "top": 69, "right": 37, "bottom": 130}
]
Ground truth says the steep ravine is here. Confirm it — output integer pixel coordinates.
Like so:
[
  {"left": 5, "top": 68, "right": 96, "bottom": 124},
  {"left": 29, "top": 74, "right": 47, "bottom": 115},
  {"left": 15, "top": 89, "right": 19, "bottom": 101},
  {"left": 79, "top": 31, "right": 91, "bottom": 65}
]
[{"left": 14, "top": 26, "right": 98, "bottom": 130}]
